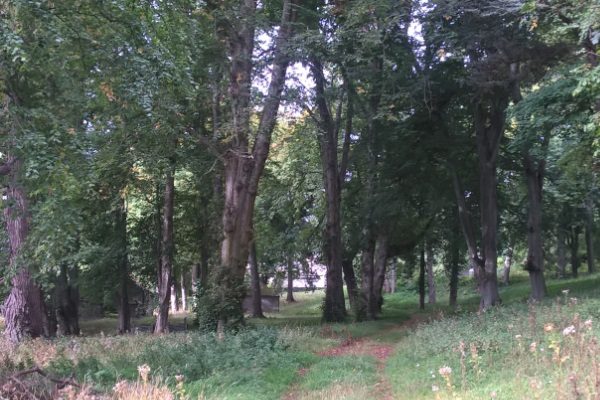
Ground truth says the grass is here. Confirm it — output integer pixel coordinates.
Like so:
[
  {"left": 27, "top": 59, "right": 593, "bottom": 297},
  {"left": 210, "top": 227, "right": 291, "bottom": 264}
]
[{"left": 3, "top": 270, "right": 600, "bottom": 399}]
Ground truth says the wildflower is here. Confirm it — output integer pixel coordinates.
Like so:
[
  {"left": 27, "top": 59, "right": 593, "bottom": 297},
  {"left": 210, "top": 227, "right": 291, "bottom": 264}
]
[
  {"left": 113, "top": 380, "right": 128, "bottom": 393},
  {"left": 562, "top": 289, "right": 569, "bottom": 295},
  {"left": 138, "top": 364, "right": 151, "bottom": 383},
  {"left": 569, "top": 297, "right": 578, "bottom": 305},
  {"left": 515, "top": 334, "right": 522, "bottom": 339},
  {"left": 544, "top": 323, "right": 554, "bottom": 333},
  {"left": 491, "top": 391, "right": 497, "bottom": 398},
  {"left": 562, "top": 325, "right": 576, "bottom": 336},
  {"left": 529, "top": 342, "right": 537, "bottom": 353},
  {"left": 439, "top": 366, "right": 452, "bottom": 377},
  {"left": 175, "top": 375, "right": 185, "bottom": 383},
  {"left": 432, "top": 385, "right": 440, "bottom": 392},
  {"left": 585, "top": 319, "right": 593, "bottom": 329}
]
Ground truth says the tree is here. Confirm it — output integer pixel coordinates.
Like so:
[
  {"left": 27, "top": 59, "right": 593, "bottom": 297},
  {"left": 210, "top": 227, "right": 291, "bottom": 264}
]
[{"left": 206, "top": 0, "right": 298, "bottom": 330}]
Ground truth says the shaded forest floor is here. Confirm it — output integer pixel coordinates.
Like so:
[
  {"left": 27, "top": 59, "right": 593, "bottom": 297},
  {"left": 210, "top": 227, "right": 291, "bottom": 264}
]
[{"left": 3, "top": 271, "right": 600, "bottom": 399}]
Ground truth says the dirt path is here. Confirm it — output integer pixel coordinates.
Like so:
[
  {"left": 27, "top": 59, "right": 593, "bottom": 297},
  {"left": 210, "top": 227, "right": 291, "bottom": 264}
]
[{"left": 282, "top": 314, "right": 429, "bottom": 400}]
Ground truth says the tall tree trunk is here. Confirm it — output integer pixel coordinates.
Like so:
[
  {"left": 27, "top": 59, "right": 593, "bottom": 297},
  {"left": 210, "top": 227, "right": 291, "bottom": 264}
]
[
  {"left": 310, "top": 58, "right": 346, "bottom": 322},
  {"left": 426, "top": 240, "right": 436, "bottom": 304},
  {"left": 248, "top": 240, "right": 264, "bottom": 317},
  {"left": 2, "top": 157, "right": 46, "bottom": 342},
  {"left": 372, "top": 234, "right": 388, "bottom": 314},
  {"left": 217, "top": 0, "right": 297, "bottom": 327},
  {"left": 557, "top": 227, "right": 567, "bottom": 278},
  {"left": 116, "top": 196, "right": 130, "bottom": 334},
  {"left": 503, "top": 247, "right": 513, "bottom": 285},
  {"left": 475, "top": 98, "right": 504, "bottom": 309},
  {"left": 286, "top": 257, "right": 296, "bottom": 302},
  {"left": 384, "top": 262, "right": 396, "bottom": 294},
  {"left": 570, "top": 226, "right": 581, "bottom": 278},
  {"left": 181, "top": 273, "right": 187, "bottom": 312},
  {"left": 449, "top": 227, "right": 460, "bottom": 308},
  {"left": 419, "top": 245, "right": 425, "bottom": 310},
  {"left": 155, "top": 168, "right": 174, "bottom": 334},
  {"left": 199, "top": 240, "right": 209, "bottom": 290},
  {"left": 361, "top": 239, "right": 376, "bottom": 320},
  {"left": 342, "top": 254, "right": 361, "bottom": 317},
  {"left": 524, "top": 153, "right": 547, "bottom": 300},
  {"left": 191, "top": 263, "right": 199, "bottom": 293},
  {"left": 585, "top": 198, "right": 595, "bottom": 273},
  {"left": 173, "top": 270, "right": 181, "bottom": 313},
  {"left": 55, "top": 264, "right": 80, "bottom": 335}
]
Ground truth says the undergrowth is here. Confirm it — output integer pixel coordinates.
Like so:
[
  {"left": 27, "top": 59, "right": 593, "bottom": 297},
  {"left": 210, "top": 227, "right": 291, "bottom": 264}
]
[{"left": 387, "top": 291, "right": 600, "bottom": 399}]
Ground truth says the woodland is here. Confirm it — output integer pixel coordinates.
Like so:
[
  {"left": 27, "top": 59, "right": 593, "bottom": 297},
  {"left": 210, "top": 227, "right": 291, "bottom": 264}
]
[{"left": 0, "top": 0, "right": 599, "bottom": 399}]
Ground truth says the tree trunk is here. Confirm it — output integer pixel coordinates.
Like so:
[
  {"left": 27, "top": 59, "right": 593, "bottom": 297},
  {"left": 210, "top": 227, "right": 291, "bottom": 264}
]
[
  {"left": 503, "top": 247, "right": 513, "bottom": 285},
  {"left": 557, "top": 227, "right": 567, "bottom": 278},
  {"left": 419, "top": 245, "right": 425, "bottom": 310},
  {"left": 2, "top": 157, "right": 46, "bottom": 342},
  {"left": 191, "top": 263, "right": 199, "bottom": 293},
  {"left": 524, "top": 153, "right": 546, "bottom": 300},
  {"left": 477, "top": 156, "right": 501, "bottom": 309},
  {"left": 173, "top": 271, "right": 181, "bottom": 313},
  {"left": 570, "top": 226, "right": 581, "bottom": 277},
  {"left": 181, "top": 272, "right": 187, "bottom": 312},
  {"left": 342, "top": 254, "right": 361, "bottom": 316},
  {"left": 116, "top": 196, "right": 130, "bottom": 334},
  {"left": 199, "top": 241, "right": 209, "bottom": 290},
  {"left": 585, "top": 198, "right": 595, "bottom": 273},
  {"left": 155, "top": 168, "right": 174, "bottom": 334},
  {"left": 55, "top": 264, "right": 80, "bottom": 335},
  {"left": 216, "top": 0, "right": 297, "bottom": 327},
  {"left": 310, "top": 58, "right": 347, "bottom": 322},
  {"left": 361, "top": 239, "right": 376, "bottom": 320},
  {"left": 372, "top": 234, "right": 388, "bottom": 314},
  {"left": 384, "top": 262, "right": 396, "bottom": 294},
  {"left": 426, "top": 240, "right": 436, "bottom": 304},
  {"left": 248, "top": 240, "right": 264, "bottom": 317},
  {"left": 449, "top": 229, "right": 460, "bottom": 308},
  {"left": 286, "top": 257, "right": 296, "bottom": 302}
]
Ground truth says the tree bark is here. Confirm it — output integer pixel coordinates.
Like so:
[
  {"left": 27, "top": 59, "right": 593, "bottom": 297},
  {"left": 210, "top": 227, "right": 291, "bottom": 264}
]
[
  {"left": 557, "top": 227, "right": 567, "bottom": 278},
  {"left": 217, "top": 0, "right": 297, "bottom": 327},
  {"left": 585, "top": 198, "right": 595, "bottom": 273},
  {"left": 384, "top": 262, "right": 396, "bottom": 294},
  {"left": 310, "top": 58, "right": 346, "bottom": 322},
  {"left": 115, "top": 196, "right": 131, "bottom": 334},
  {"left": 55, "top": 264, "right": 80, "bottom": 335},
  {"left": 425, "top": 240, "right": 436, "bottom": 304},
  {"left": 248, "top": 240, "right": 264, "bottom": 317},
  {"left": 2, "top": 157, "right": 46, "bottom": 342},
  {"left": 474, "top": 97, "right": 505, "bottom": 309},
  {"left": 342, "top": 254, "right": 361, "bottom": 315},
  {"left": 173, "top": 271, "right": 181, "bottom": 313},
  {"left": 523, "top": 152, "right": 547, "bottom": 300},
  {"left": 155, "top": 167, "right": 174, "bottom": 334},
  {"left": 503, "top": 247, "right": 513, "bottom": 285},
  {"left": 419, "top": 245, "right": 425, "bottom": 310},
  {"left": 372, "top": 234, "right": 388, "bottom": 314},
  {"left": 286, "top": 256, "right": 296, "bottom": 302},
  {"left": 449, "top": 228, "right": 460, "bottom": 308},
  {"left": 360, "top": 239, "right": 376, "bottom": 320},
  {"left": 569, "top": 226, "right": 581, "bottom": 277},
  {"left": 181, "top": 272, "right": 187, "bottom": 312}
]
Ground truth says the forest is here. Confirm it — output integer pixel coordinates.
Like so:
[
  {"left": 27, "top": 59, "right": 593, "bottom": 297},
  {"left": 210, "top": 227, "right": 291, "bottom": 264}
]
[{"left": 0, "top": 0, "right": 599, "bottom": 399}]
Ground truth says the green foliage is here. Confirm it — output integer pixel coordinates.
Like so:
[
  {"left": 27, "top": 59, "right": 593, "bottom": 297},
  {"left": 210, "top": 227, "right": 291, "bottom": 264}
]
[{"left": 193, "top": 271, "right": 246, "bottom": 332}]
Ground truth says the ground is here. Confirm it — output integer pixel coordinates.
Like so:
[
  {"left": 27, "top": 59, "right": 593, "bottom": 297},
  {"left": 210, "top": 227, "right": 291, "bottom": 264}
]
[{"left": 2, "top": 270, "right": 600, "bottom": 399}]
